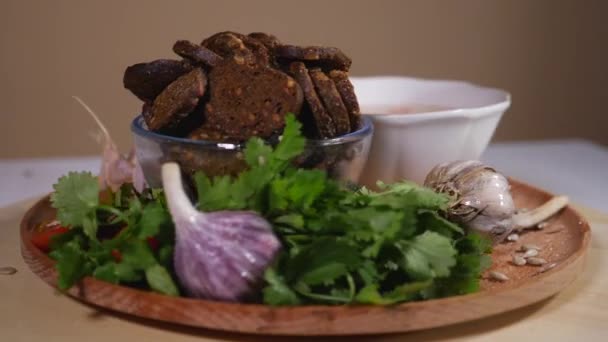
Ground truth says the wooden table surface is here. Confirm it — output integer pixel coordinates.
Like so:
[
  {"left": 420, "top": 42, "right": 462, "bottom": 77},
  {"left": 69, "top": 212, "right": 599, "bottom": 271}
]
[{"left": 1, "top": 198, "right": 607, "bottom": 341}]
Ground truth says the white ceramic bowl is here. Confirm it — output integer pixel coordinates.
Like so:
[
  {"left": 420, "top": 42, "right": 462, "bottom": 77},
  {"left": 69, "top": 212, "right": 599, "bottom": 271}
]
[{"left": 351, "top": 76, "right": 511, "bottom": 186}]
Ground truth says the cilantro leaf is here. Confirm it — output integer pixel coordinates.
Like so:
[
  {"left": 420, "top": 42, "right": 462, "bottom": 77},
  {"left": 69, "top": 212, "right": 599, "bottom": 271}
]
[
  {"left": 92, "top": 261, "right": 142, "bottom": 284},
  {"left": 263, "top": 268, "right": 301, "bottom": 306},
  {"left": 418, "top": 210, "right": 464, "bottom": 238},
  {"left": 81, "top": 213, "right": 98, "bottom": 241},
  {"left": 286, "top": 238, "right": 361, "bottom": 285},
  {"left": 399, "top": 231, "right": 457, "bottom": 280},
  {"left": 244, "top": 137, "right": 273, "bottom": 167},
  {"left": 270, "top": 114, "right": 306, "bottom": 167},
  {"left": 93, "top": 262, "right": 119, "bottom": 284},
  {"left": 49, "top": 237, "right": 93, "bottom": 290},
  {"left": 50, "top": 171, "right": 99, "bottom": 227},
  {"left": 145, "top": 264, "right": 179, "bottom": 296},
  {"left": 195, "top": 174, "right": 234, "bottom": 211},
  {"left": 274, "top": 214, "right": 305, "bottom": 229},
  {"left": 121, "top": 240, "right": 157, "bottom": 270},
  {"left": 269, "top": 169, "right": 326, "bottom": 213},
  {"left": 355, "top": 280, "right": 432, "bottom": 305},
  {"left": 369, "top": 181, "right": 449, "bottom": 210},
  {"left": 137, "top": 202, "right": 170, "bottom": 238}
]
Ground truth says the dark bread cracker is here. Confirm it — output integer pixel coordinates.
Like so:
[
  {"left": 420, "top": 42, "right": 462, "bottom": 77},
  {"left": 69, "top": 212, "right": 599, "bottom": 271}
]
[
  {"left": 288, "top": 62, "right": 336, "bottom": 138},
  {"left": 329, "top": 70, "right": 361, "bottom": 131},
  {"left": 123, "top": 59, "right": 192, "bottom": 102},
  {"left": 204, "top": 59, "right": 303, "bottom": 140},
  {"left": 147, "top": 68, "right": 207, "bottom": 132},
  {"left": 187, "top": 125, "right": 228, "bottom": 142},
  {"left": 247, "top": 32, "right": 281, "bottom": 50},
  {"left": 201, "top": 31, "right": 270, "bottom": 66},
  {"left": 275, "top": 45, "right": 352, "bottom": 71},
  {"left": 309, "top": 69, "right": 350, "bottom": 135},
  {"left": 173, "top": 40, "right": 223, "bottom": 67}
]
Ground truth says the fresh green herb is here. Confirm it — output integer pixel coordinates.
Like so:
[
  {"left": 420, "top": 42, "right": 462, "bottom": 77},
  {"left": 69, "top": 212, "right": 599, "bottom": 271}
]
[
  {"left": 49, "top": 182, "right": 177, "bottom": 294},
  {"left": 46, "top": 114, "right": 490, "bottom": 304},
  {"left": 50, "top": 172, "right": 99, "bottom": 229}
]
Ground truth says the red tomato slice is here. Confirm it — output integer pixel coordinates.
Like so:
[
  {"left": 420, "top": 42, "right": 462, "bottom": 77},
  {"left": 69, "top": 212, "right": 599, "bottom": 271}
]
[{"left": 31, "top": 225, "right": 70, "bottom": 252}]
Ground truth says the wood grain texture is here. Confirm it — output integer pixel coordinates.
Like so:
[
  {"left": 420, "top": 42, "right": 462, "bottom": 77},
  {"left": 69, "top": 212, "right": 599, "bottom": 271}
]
[{"left": 19, "top": 180, "right": 590, "bottom": 336}]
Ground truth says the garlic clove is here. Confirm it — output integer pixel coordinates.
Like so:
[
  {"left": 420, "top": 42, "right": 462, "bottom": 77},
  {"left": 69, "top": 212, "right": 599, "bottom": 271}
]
[{"left": 161, "top": 162, "right": 281, "bottom": 301}]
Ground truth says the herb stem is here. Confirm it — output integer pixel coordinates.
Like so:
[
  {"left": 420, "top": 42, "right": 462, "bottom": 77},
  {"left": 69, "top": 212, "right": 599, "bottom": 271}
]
[{"left": 97, "top": 205, "right": 128, "bottom": 223}]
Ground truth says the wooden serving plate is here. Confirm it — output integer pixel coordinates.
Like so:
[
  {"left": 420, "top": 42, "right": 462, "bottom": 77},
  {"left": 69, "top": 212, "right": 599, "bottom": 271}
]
[{"left": 20, "top": 180, "right": 590, "bottom": 336}]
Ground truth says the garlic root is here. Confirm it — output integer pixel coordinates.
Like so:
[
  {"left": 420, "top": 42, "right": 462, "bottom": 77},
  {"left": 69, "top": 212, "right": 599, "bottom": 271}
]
[{"left": 513, "top": 195, "right": 568, "bottom": 230}]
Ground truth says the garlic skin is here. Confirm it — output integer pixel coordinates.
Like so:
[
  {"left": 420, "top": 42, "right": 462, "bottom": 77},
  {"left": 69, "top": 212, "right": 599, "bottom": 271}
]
[
  {"left": 424, "top": 160, "right": 516, "bottom": 242},
  {"left": 73, "top": 96, "right": 147, "bottom": 192},
  {"left": 162, "top": 163, "right": 281, "bottom": 301}
]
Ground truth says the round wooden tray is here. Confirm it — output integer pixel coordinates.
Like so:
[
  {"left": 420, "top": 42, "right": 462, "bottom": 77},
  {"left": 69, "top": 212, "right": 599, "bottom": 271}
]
[{"left": 20, "top": 180, "right": 590, "bottom": 336}]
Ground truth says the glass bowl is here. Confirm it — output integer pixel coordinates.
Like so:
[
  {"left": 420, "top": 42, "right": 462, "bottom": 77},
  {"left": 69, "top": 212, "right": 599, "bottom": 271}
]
[{"left": 131, "top": 116, "right": 373, "bottom": 188}]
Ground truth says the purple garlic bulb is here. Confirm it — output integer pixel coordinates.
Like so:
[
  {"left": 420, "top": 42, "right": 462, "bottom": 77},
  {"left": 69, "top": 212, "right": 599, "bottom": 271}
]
[{"left": 161, "top": 163, "right": 281, "bottom": 301}]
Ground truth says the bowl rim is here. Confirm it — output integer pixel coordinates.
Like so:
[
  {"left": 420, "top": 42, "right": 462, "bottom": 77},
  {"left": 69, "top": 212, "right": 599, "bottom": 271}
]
[
  {"left": 131, "top": 115, "right": 374, "bottom": 150},
  {"left": 350, "top": 76, "right": 511, "bottom": 122}
]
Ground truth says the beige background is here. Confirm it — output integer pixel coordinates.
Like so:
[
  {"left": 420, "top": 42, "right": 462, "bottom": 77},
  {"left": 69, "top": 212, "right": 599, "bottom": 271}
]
[{"left": 1, "top": 0, "right": 606, "bottom": 158}]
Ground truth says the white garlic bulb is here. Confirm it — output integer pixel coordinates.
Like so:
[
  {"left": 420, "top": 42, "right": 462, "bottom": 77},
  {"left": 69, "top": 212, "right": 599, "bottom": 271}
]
[
  {"left": 425, "top": 161, "right": 515, "bottom": 242},
  {"left": 424, "top": 160, "right": 568, "bottom": 244}
]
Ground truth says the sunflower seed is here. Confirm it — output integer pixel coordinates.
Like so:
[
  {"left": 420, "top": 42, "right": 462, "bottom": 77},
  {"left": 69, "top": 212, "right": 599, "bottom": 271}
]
[
  {"left": 0, "top": 266, "right": 17, "bottom": 275},
  {"left": 536, "top": 222, "right": 548, "bottom": 229},
  {"left": 507, "top": 233, "right": 519, "bottom": 242},
  {"left": 489, "top": 271, "right": 509, "bottom": 282},
  {"left": 518, "top": 244, "right": 542, "bottom": 252},
  {"left": 523, "top": 249, "right": 539, "bottom": 258},
  {"left": 527, "top": 257, "right": 547, "bottom": 266},
  {"left": 512, "top": 255, "right": 527, "bottom": 266},
  {"left": 539, "top": 262, "right": 557, "bottom": 273}
]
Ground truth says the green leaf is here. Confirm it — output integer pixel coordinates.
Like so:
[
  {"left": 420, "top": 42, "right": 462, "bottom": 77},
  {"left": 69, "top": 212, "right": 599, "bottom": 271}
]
[
  {"left": 299, "top": 262, "right": 349, "bottom": 286},
  {"left": 49, "top": 238, "right": 91, "bottom": 290},
  {"left": 418, "top": 210, "right": 464, "bottom": 238},
  {"left": 457, "top": 233, "right": 493, "bottom": 254},
  {"left": 355, "top": 280, "right": 432, "bottom": 305},
  {"left": 93, "top": 262, "right": 119, "bottom": 284},
  {"left": 50, "top": 171, "right": 99, "bottom": 227},
  {"left": 293, "top": 282, "right": 352, "bottom": 304},
  {"left": 270, "top": 114, "right": 306, "bottom": 166},
  {"left": 400, "top": 231, "right": 457, "bottom": 280},
  {"left": 269, "top": 169, "right": 326, "bottom": 212},
  {"left": 286, "top": 238, "right": 361, "bottom": 285},
  {"left": 274, "top": 214, "right": 305, "bottom": 228},
  {"left": 263, "top": 268, "right": 301, "bottom": 306},
  {"left": 121, "top": 240, "right": 157, "bottom": 270},
  {"left": 244, "top": 137, "right": 273, "bottom": 167},
  {"left": 82, "top": 213, "right": 98, "bottom": 241},
  {"left": 195, "top": 174, "right": 235, "bottom": 211},
  {"left": 368, "top": 182, "right": 449, "bottom": 211},
  {"left": 115, "top": 263, "right": 142, "bottom": 282},
  {"left": 357, "top": 260, "right": 380, "bottom": 286},
  {"left": 157, "top": 245, "right": 174, "bottom": 269},
  {"left": 137, "top": 202, "right": 170, "bottom": 238},
  {"left": 145, "top": 264, "right": 179, "bottom": 296}
]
